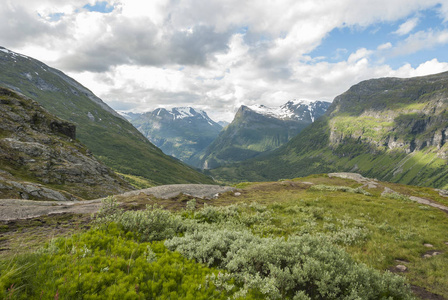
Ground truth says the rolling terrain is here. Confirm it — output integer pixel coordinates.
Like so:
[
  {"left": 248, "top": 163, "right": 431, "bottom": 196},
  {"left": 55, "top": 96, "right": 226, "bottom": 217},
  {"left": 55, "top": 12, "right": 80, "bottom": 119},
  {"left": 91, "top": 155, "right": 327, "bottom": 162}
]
[{"left": 1, "top": 173, "right": 447, "bottom": 299}]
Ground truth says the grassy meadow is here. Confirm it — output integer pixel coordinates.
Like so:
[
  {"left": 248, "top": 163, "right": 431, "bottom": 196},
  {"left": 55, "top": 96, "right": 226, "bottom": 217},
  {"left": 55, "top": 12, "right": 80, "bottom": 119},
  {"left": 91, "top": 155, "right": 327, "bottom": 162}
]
[{"left": 1, "top": 174, "right": 447, "bottom": 299}]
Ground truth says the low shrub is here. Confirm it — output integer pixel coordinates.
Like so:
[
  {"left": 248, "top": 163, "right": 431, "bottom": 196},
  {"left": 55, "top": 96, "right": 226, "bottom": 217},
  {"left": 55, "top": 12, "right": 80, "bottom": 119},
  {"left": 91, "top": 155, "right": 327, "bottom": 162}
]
[
  {"left": 310, "top": 185, "right": 372, "bottom": 196},
  {"left": 165, "top": 228, "right": 413, "bottom": 299}
]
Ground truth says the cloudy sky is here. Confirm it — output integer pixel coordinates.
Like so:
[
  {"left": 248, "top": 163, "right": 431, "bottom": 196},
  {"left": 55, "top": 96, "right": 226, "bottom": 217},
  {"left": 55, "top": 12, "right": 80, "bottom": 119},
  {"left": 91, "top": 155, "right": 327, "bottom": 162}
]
[{"left": 2, "top": 0, "right": 448, "bottom": 121}]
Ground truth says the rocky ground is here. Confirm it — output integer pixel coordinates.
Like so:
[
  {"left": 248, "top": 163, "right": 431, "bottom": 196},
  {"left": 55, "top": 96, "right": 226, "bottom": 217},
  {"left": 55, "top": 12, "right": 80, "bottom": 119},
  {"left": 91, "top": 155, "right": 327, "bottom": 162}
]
[{"left": 0, "top": 184, "right": 236, "bottom": 221}]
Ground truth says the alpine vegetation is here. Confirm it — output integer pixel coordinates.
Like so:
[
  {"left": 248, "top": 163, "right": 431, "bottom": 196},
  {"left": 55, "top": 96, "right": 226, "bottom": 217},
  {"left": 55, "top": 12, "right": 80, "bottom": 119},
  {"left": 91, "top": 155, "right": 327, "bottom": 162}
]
[{"left": 93, "top": 197, "right": 413, "bottom": 299}]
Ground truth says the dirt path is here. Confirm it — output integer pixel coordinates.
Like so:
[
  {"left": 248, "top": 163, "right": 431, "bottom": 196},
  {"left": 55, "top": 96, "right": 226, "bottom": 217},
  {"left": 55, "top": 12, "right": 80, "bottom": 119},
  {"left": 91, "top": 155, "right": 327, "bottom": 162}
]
[
  {"left": 0, "top": 184, "right": 236, "bottom": 221},
  {"left": 329, "top": 172, "right": 448, "bottom": 213}
]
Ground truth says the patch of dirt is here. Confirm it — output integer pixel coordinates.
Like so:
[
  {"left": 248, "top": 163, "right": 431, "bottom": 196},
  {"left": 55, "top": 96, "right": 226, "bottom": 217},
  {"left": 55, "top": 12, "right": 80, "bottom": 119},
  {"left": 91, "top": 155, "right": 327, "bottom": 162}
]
[
  {"left": 411, "top": 285, "right": 447, "bottom": 300},
  {"left": 119, "top": 184, "right": 236, "bottom": 200},
  {"left": 0, "top": 213, "right": 91, "bottom": 258},
  {"left": 244, "top": 181, "right": 312, "bottom": 193},
  {"left": 118, "top": 193, "right": 209, "bottom": 212},
  {"left": 0, "top": 184, "right": 237, "bottom": 221}
]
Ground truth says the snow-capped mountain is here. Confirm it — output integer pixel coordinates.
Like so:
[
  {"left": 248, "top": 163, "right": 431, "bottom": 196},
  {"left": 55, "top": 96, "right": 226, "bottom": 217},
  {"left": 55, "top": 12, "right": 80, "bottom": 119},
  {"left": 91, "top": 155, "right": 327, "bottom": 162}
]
[
  {"left": 190, "top": 100, "right": 330, "bottom": 169},
  {"left": 247, "top": 100, "right": 330, "bottom": 122},
  {"left": 124, "top": 107, "right": 223, "bottom": 164}
]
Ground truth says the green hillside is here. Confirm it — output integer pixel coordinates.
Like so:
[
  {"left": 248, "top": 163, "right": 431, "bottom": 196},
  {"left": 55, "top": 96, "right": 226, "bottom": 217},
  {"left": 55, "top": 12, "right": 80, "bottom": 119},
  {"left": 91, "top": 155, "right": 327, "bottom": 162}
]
[
  {"left": 0, "top": 47, "right": 213, "bottom": 186},
  {"left": 210, "top": 72, "right": 448, "bottom": 188},
  {"left": 0, "top": 87, "right": 133, "bottom": 199}
]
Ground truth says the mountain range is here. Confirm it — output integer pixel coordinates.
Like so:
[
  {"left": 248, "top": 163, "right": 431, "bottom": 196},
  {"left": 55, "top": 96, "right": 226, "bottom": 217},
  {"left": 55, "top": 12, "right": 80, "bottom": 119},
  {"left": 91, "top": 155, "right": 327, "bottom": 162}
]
[
  {"left": 211, "top": 71, "right": 448, "bottom": 189},
  {"left": 0, "top": 47, "right": 213, "bottom": 186},
  {"left": 190, "top": 100, "right": 330, "bottom": 169},
  {"left": 123, "top": 107, "right": 223, "bottom": 164}
]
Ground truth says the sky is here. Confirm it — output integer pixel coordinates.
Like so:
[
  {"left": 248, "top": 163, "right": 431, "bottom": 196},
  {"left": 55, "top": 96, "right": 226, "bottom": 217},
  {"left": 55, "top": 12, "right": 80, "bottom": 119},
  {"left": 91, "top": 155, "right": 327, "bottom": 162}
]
[{"left": 2, "top": 0, "right": 448, "bottom": 122}]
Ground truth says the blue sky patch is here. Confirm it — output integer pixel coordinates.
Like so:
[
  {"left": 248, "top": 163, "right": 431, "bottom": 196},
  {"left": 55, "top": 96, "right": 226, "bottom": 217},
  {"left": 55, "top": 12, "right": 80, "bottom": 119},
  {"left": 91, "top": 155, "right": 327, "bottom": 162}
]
[
  {"left": 83, "top": 1, "right": 114, "bottom": 13},
  {"left": 309, "top": 5, "right": 448, "bottom": 69}
]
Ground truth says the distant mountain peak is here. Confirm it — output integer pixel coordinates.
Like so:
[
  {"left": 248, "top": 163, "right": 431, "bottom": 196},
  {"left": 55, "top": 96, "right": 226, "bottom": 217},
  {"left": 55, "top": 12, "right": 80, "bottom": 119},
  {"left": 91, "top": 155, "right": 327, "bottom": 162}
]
[
  {"left": 284, "top": 99, "right": 314, "bottom": 106},
  {"left": 125, "top": 106, "right": 222, "bottom": 164},
  {"left": 246, "top": 100, "right": 330, "bottom": 122}
]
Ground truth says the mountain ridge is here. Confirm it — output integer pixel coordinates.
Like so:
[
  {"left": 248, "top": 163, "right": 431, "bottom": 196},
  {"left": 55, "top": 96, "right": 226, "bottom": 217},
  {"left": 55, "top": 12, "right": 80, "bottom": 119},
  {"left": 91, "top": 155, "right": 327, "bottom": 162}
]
[
  {"left": 0, "top": 47, "right": 214, "bottom": 186},
  {"left": 209, "top": 71, "right": 448, "bottom": 188},
  {"left": 191, "top": 100, "right": 330, "bottom": 169}
]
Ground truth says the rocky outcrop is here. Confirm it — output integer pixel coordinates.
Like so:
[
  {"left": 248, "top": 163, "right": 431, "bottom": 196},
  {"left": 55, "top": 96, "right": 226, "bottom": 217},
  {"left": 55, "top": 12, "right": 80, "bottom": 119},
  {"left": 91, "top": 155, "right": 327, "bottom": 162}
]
[
  {"left": 0, "top": 87, "right": 134, "bottom": 200},
  {"left": 327, "top": 73, "right": 448, "bottom": 158}
]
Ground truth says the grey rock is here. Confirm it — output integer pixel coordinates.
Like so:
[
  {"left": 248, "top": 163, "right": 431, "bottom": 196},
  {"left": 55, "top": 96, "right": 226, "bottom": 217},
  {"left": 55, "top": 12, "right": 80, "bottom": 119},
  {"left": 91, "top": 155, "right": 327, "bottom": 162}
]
[
  {"left": 87, "top": 112, "right": 95, "bottom": 121},
  {"left": 395, "top": 265, "right": 407, "bottom": 272},
  {"left": 381, "top": 187, "right": 396, "bottom": 196},
  {"left": 409, "top": 196, "right": 448, "bottom": 213}
]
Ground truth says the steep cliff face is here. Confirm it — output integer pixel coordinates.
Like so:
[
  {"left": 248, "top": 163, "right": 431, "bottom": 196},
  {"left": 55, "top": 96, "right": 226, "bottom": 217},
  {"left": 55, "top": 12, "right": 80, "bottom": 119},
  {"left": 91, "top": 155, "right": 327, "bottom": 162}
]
[
  {"left": 210, "top": 72, "right": 448, "bottom": 188},
  {"left": 0, "top": 87, "right": 134, "bottom": 200},
  {"left": 326, "top": 73, "right": 448, "bottom": 159}
]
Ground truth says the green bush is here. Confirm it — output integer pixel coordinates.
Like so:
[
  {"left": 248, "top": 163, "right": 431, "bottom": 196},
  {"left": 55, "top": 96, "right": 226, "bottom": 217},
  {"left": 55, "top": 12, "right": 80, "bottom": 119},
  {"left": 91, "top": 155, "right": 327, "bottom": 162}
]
[
  {"left": 165, "top": 228, "right": 413, "bottom": 299},
  {"left": 0, "top": 224, "right": 235, "bottom": 299}
]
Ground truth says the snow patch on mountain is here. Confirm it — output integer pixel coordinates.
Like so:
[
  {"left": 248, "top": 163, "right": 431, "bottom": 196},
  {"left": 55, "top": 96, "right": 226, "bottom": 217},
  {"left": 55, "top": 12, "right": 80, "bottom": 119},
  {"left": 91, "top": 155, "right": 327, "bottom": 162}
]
[
  {"left": 247, "top": 99, "right": 329, "bottom": 122},
  {"left": 248, "top": 104, "right": 295, "bottom": 119},
  {"left": 0, "top": 47, "right": 31, "bottom": 60}
]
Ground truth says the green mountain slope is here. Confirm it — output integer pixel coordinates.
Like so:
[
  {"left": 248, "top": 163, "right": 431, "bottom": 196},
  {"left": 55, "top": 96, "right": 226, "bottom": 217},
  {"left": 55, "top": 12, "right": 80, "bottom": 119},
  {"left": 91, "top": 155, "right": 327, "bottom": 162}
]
[
  {"left": 0, "top": 47, "right": 213, "bottom": 185},
  {"left": 0, "top": 87, "right": 133, "bottom": 200},
  {"left": 192, "top": 101, "right": 330, "bottom": 169},
  {"left": 211, "top": 71, "right": 448, "bottom": 189}
]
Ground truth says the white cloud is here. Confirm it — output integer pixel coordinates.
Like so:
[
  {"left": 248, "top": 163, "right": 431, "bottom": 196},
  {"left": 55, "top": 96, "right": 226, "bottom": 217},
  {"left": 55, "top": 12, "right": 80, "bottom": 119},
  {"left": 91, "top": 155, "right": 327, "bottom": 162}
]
[
  {"left": 347, "top": 48, "right": 373, "bottom": 63},
  {"left": 377, "top": 42, "right": 392, "bottom": 50},
  {"left": 1, "top": 0, "right": 448, "bottom": 122},
  {"left": 393, "top": 17, "right": 419, "bottom": 35},
  {"left": 392, "top": 29, "right": 448, "bottom": 56},
  {"left": 393, "top": 59, "right": 448, "bottom": 77}
]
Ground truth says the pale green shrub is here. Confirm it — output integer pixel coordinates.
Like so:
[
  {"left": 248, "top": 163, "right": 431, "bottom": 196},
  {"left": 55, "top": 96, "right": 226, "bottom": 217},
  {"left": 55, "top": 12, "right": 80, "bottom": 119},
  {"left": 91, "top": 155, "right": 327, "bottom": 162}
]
[
  {"left": 383, "top": 192, "right": 411, "bottom": 202},
  {"left": 118, "top": 204, "right": 183, "bottom": 241},
  {"left": 310, "top": 185, "right": 372, "bottom": 196},
  {"left": 94, "top": 196, "right": 122, "bottom": 224},
  {"left": 165, "top": 228, "right": 413, "bottom": 299},
  {"left": 186, "top": 198, "right": 197, "bottom": 211}
]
